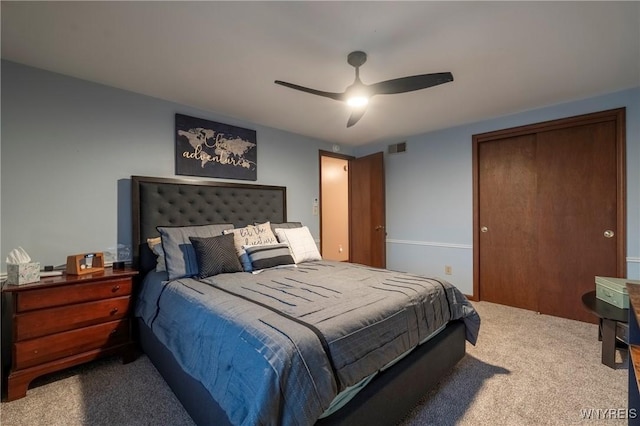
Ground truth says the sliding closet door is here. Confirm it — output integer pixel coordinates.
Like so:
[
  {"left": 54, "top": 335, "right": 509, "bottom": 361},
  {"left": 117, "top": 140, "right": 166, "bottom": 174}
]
[
  {"left": 478, "top": 134, "right": 539, "bottom": 311},
  {"left": 536, "top": 121, "right": 619, "bottom": 323},
  {"left": 474, "top": 108, "right": 625, "bottom": 323}
]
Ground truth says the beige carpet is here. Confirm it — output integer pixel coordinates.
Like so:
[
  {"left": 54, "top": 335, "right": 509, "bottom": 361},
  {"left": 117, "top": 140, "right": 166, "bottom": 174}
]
[
  {"left": 400, "top": 302, "right": 628, "bottom": 425},
  {"left": 0, "top": 301, "right": 629, "bottom": 425}
]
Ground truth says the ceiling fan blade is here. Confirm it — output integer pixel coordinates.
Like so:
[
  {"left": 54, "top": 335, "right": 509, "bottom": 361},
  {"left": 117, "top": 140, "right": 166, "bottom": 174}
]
[
  {"left": 368, "top": 72, "right": 454, "bottom": 96},
  {"left": 347, "top": 106, "right": 368, "bottom": 128},
  {"left": 274, "top": 80, "right": 345, "bottom": 101}
]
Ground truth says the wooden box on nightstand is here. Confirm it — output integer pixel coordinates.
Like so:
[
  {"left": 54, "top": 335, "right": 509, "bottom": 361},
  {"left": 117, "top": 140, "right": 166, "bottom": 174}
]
[{"left": 1, "top": 267, "right": 138, "bottom": 401}]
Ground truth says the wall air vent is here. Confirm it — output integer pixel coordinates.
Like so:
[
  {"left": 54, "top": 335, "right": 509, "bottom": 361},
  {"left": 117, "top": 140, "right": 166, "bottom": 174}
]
[{"left": 388, "top": 141, "right": 407, "bottom": 154}]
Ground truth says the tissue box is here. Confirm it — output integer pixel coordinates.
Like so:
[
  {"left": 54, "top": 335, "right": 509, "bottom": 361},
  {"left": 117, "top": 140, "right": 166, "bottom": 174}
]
[{"left": 6, "top": 262, "right": 41, "bottom": 285}]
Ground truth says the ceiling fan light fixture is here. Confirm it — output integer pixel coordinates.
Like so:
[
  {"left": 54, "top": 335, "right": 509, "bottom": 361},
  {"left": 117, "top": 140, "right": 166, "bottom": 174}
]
[
  {"left": 274, "top": 50, "right": 453, "bottom": 127},
  {"left": 347, "top": 96, "right": 369, "bottom": 107}
]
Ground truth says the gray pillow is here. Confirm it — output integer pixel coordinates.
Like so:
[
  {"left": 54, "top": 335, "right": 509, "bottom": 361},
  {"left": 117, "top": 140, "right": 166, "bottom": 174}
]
[
  {"left": 189, "top": 234, "right": 242, "bottom": 278},
  {"left": 157, "top": 223, "right": 233, "bottom": 280},
  {"left": 269, "top": 221, "right": 303, "bottom": 235}
]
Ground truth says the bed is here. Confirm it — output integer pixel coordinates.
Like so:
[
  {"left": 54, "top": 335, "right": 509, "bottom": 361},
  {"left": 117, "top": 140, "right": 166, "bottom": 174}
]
[{"left": 131, "top": 175, "right": 480, "bottom": 426}]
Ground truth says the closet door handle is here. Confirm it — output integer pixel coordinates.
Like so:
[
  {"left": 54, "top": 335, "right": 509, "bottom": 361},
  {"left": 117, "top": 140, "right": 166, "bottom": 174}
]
[
  {"left": 604, "top": 230, "right": 615, "bottom": 238},
  {"left": 481, "top": 226, "right": 488, "bottom": 233}
]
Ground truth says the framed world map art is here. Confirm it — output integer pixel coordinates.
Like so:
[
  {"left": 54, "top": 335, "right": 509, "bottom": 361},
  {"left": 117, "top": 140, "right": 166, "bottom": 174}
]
[{"left": 175, "top": 113, "right": 257, "bottom": 180}]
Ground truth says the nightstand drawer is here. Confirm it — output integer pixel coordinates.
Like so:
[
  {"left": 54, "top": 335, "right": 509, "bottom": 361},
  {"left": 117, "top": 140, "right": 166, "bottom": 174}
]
[
  {"left": 16, "top": 278, "right": 132, "bottom": 312},
  {"left": 15, "top": 296, "right": 132, "bottom": 341},
  {"left": 14, "top": 319, "right": 130, "bottom": 370}
]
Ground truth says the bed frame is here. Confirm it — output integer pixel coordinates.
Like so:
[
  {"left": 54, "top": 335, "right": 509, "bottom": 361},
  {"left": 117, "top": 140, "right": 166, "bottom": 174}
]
[{"left": 131, "top": 175, "right": 466, "bottom": 426}]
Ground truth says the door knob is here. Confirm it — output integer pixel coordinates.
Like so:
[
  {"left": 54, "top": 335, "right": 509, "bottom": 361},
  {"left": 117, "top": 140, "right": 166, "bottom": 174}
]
[
  {"left": 604, "top": 230, "right": 615, "bottom": 238},
  {"left": 481, "top": 226, "right": 488, "bottom": 233},
  {"left": 375, "top": 225, "right": 385, "bottom": 231}
]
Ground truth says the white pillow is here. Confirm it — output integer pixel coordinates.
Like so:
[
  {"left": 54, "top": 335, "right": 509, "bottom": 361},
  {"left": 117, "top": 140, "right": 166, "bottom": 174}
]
[
  {"left": 274, "top": 226, "right": 321, "bottom": 264},
  {"left": 147, "top": 237, "right": 166, "bottom": 272}
]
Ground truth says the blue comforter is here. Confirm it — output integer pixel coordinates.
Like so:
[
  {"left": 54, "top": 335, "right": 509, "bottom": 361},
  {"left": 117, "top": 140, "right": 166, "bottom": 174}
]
[{"left": 136, "top": 261, "right": 480, "bottom": 425}]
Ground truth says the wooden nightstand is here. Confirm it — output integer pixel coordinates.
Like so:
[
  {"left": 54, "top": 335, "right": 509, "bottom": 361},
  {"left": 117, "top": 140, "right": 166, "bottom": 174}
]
[{"left": 1, "top": 267, "right": 138, "bottom": 401}]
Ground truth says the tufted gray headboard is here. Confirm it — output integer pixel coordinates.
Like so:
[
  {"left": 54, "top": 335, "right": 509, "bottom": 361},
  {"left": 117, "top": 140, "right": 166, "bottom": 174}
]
[{"left": 132, "top": 175, "right": 287, "bottom": 275}]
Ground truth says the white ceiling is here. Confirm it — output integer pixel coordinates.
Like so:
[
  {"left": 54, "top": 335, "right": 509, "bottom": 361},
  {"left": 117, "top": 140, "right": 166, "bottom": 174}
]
[{"left": 2, "top": 1, "right": 639, "bottom": 146}]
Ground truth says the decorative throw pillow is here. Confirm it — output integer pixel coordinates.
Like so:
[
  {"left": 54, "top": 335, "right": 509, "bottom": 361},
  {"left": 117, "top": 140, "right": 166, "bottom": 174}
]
[
  {"left": 244, "top": 243, "right": 295, "bottom": 272},
  {"left": 223, "top": 222, "right": 278, "bottom": 271},
  {"left": 189, "top": 234, "right": 243, "bottom": 278},
  {"left": 157, "top": 223, "right": 234, "bottom": 280},
  {"left": 274, "top": 226, "right": 322, "bottom": 264}
]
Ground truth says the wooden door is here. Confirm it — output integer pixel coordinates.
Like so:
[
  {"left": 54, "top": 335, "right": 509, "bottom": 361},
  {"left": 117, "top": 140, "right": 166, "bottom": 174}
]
[
  {"left": 478, "top": 134, "right": 539, "bottom": 311},
  {"left": 473, "top": 109, "right": 625, "bottom": 323},
  {"left": 350, "top": 152, "right": 386, "bottom": 268},
  {"left": 535, "top": 121, "right": 620, "bottom": 322}
]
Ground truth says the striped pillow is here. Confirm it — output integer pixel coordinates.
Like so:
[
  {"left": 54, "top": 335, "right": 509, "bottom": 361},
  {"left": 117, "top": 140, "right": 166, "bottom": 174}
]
[{"left": 244, "top": 243, "right": 295, "bottom": 272}]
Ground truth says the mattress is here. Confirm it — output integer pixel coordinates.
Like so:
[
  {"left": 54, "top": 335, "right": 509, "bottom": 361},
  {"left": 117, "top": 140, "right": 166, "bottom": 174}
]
[{"left": 136, "top": 261, "right": 480, "bottom": 425}]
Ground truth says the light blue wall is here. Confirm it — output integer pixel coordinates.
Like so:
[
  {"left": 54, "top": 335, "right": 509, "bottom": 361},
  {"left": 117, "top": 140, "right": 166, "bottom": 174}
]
[
  {"left": 1, "top": 60, "right": 340, "bottom": 268},
  {"left": 356, "top": 88, "right": 640, "bottom": 295},
  {"left": 2, "top": 60, "right": 638, "bottom": 292}
]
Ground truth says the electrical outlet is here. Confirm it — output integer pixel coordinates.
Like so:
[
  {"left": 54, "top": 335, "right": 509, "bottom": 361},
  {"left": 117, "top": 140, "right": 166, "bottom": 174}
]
[{"left": 445, "top": 265, "right": 452, "bottom": 275}]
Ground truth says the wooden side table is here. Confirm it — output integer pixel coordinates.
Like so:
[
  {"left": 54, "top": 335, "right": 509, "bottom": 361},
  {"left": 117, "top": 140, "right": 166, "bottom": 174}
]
[
  {"left": 581, "top": 290, "right": 628, "bottom": 368},
  {"left": 1, "top": 267, "right": 138, "bottom": 401}
]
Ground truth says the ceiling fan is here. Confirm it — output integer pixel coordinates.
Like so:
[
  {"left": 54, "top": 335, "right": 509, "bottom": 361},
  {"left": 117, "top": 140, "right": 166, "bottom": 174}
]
[{"left": 274, "top": 51, "right": 453, "bottom": 127}]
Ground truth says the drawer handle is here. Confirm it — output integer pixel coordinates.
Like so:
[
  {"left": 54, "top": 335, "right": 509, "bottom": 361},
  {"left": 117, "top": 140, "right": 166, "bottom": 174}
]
[
  {"left": 110, "top": 308, "right": 119, "bottom": 315},
  {"left": 112, "top": 285, "right": 121, "bottom": 292},
  {"left": 111, "top": 329, "right": 118, "bottom": 335}
]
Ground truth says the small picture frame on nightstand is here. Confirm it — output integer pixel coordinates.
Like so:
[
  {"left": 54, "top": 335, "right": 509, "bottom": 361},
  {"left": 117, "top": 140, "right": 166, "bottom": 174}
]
[{"left": 66, "top": 252, "right": 105, "bottom": 275}]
